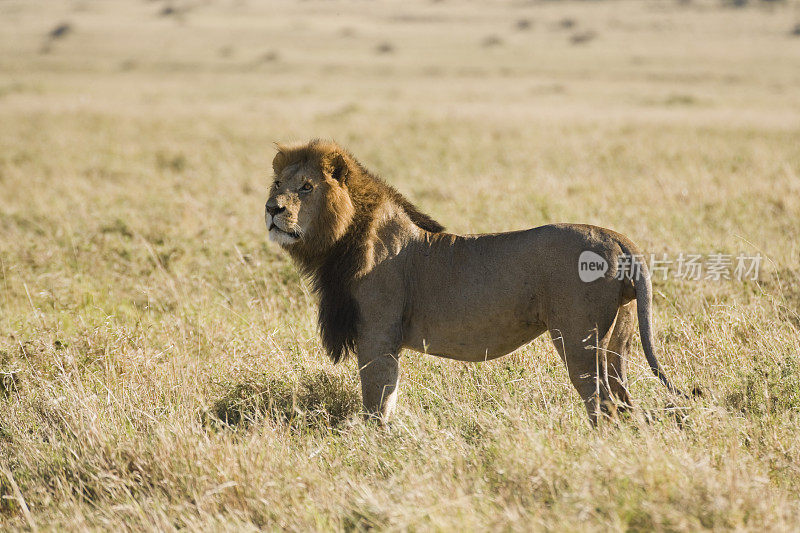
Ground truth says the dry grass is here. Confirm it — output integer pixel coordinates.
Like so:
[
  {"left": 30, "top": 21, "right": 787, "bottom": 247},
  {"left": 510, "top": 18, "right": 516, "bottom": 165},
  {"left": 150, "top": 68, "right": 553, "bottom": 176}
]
[{"left": 1, "top": 0, "right": 800, "bottom": 530}]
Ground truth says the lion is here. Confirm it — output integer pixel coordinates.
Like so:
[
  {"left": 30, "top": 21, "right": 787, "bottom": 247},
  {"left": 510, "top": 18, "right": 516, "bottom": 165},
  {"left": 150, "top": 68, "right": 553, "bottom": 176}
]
[{"left": 264, "top": 139, "right": 692, "bottom": 424}]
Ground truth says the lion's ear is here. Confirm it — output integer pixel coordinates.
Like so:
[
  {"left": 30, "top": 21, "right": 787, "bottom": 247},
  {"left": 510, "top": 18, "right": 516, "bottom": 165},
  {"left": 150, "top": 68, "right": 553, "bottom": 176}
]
[
  {"left": 272, "top": 145, "right": 288, "bottom": 176},
  {"left": 322, "top": 151, "right": 350, "bottom": 184}
]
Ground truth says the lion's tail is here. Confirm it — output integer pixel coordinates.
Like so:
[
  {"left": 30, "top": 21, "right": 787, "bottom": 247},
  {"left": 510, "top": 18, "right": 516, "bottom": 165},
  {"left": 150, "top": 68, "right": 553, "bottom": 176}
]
[{"left": 630, "top": 255, "right": 695, "bottom": 399}]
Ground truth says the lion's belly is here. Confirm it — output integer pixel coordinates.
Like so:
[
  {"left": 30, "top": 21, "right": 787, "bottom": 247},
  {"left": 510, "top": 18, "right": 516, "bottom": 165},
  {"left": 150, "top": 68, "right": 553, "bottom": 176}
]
[{"left": 402, "top": 314, "right": 547, "bottom": 362}]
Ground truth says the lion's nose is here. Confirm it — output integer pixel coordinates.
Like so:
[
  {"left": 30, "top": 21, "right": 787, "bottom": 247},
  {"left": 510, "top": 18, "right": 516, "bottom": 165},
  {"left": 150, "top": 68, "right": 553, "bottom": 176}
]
[{"left": 265, "top": 203, "right": 285, "bottom": 217}]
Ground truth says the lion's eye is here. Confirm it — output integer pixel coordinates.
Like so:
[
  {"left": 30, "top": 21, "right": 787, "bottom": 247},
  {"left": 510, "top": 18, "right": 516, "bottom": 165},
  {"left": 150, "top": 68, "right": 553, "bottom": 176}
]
[
  {"left": 300, "top": 182, "right": 313, "bottom": 192},
  {"left": 274, "top": 181, "right": 281, "bottom": 188}
]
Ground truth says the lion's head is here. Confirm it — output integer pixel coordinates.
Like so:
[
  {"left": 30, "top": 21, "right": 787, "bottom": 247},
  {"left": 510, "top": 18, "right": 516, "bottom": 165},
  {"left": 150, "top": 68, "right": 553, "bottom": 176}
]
[
  {"left": 264, "top": 139, "right": 445, "bottom": 363},
  {"left": 265, "top": 140, "right": 356, "bottom": 251}
]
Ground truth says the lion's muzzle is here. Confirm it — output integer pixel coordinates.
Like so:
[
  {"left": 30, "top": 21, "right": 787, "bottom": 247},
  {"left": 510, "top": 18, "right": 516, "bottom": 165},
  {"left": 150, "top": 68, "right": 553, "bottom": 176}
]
[{"left": 265, "top": 203, "right": 301, "bottom": 245}]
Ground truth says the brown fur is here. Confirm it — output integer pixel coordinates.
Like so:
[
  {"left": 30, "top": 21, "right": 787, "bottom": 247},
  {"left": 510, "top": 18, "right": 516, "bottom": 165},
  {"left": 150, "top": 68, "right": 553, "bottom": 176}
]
[{"left": 265, "top": 140, "right": 692, "bottom": 424}]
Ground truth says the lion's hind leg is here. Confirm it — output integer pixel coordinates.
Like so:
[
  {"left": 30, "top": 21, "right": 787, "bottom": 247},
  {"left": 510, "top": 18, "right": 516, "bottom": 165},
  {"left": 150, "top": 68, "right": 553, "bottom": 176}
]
[
  {"left": 548, "top": 321, "right": 617, "bottom": 426},
  {"left": 605, "top": 300, "right": 637, "bottom": 412},
  {"left": 548, "top": 293, "right": 624, "bottom": 425}
]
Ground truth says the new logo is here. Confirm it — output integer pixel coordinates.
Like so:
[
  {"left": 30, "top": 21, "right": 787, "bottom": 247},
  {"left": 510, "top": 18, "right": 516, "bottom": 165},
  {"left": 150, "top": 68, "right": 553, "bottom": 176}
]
[{"left": 578, "top": 251, "right": 608, "bottom": 282}]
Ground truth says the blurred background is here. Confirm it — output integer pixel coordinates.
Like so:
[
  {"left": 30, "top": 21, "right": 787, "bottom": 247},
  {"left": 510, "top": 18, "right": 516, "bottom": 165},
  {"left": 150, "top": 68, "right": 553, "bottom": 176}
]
[{"left": 3, "top": 0, "right": 800, "bottom": 236}]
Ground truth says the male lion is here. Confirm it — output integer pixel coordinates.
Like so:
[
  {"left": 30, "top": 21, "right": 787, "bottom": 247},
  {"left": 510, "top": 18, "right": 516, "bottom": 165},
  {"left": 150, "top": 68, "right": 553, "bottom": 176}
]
[{"left": 265, "top": 140, "right": 690, "bottom": 424}]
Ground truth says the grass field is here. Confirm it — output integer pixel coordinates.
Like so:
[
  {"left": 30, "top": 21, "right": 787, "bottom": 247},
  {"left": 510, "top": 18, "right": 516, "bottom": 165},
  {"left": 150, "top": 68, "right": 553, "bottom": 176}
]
[{"left": 2, "top": 0, "right": 800, "bottom": 530}]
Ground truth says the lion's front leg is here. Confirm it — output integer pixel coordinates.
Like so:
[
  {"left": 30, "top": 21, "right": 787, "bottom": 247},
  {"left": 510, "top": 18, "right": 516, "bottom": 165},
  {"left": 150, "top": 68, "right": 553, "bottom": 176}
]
[{"left": 357, "top": 339, "right": 400, "bottom": 423}]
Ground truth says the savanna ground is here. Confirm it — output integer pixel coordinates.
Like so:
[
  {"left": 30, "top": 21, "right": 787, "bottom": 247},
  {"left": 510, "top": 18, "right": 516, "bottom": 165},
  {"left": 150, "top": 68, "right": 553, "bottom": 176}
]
[{"left": 1, "top": 0, "right": 800, "bottom": 530}]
